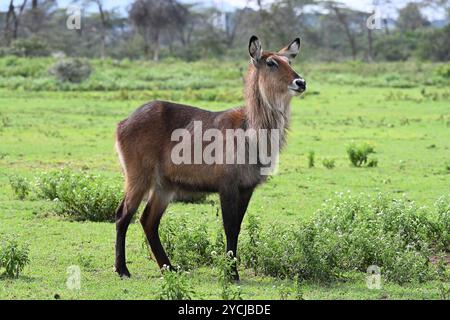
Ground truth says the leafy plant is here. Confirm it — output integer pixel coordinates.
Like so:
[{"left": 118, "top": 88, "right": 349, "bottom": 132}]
[
  {"left": 278, "top": 276, "right": 304, "bottom": 300},
  {"left": 9, "top": 175, "right": 31, "bottom": 200},
  {"left": 346, "top": 143, "right": 376, "bottom": 167},
  {"left": 308, "top": 151, "right": 315, "bottom": 168},
  {"left": 322, "top": 158, "right": 336, "bottom": 169},
  {"left": 241, "top": 214, "right": 261, "bottom": 275},
  {"left": 240, "top": 193, "right": 449, "bottom": 284},
  {"left": 213, "top": 251, "right": 242, "bottom": 300},
  {"left": 157, "top": 266, "right": 194, "bottom": 300},
  {"left": 49, "top": 58, "right": 92, "bottom": 83},
  {"left": 36, "top": 169, "right": 122, "bottom": 222},
  {"left": 0, "top": 235, "right": 30, "bottom": 278},
  {"left": 159, "top": 215, "right": 212, "bottom": 269}
]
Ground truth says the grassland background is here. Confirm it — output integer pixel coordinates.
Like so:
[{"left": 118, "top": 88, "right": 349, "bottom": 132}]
[{"left": 0, "top": 57, "right": 449, "bottom": 299}]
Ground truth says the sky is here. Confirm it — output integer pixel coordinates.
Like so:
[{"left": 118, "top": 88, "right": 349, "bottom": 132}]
[{"left": 0, "top": 0, "right": 447, "bottom": 20}]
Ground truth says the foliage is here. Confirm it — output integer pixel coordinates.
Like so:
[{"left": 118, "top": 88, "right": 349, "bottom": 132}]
[
  {"left": 212, "top": 251, "right": 242, "bottom": 300},
  {"left": 36, "top": 169, "right": 122, "bottom": 222},
  {"left": 435, "top": 64, "right": 450, "bottom": 79},
  {"left": 0, "top": 235, "right": 30, "bottom": 278},
  {"left": 8, "top": 38, "right": 50, "bottom": 57},
  {"left": 419, "top": 26, "right": 450, "bottom": 62},
  {"left": 241, "top": 214, "right": 261, "bottom": 275},
  {"left": 49, "top": 58, "right": 92, "bottom": 83},
  {"left": 157, "top": 266, "right": 194, "bottom": 300},
  {"left": 308, "top": 151, "right": 315, "bottom": 168},
  {"left": 374, "top": 33, "right": 419, "bottom": 61},
  {"left": 159, "top": 215, "right": 212, "bottom": 269},
  {"left": 240, "top": 193, "right": 449, "bottom": 284},
  {"left": 9, "top": 175, "right": 31, "bottom": 200},
  {"left": 322, "top": 158, "right": 336, "bottom": 169},
  {"left": 346, "top": 143, "right": 377, "bottom": 167}
]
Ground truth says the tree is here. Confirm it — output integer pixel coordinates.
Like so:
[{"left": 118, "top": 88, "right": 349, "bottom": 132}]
[
  {"left": 129, "top": 0, "right": 188, "bottom": 61},
  {"left": 418, "top": 24, "right": 450, "bottom": 61},
  {"left": 86, "top": 0, "right": 109, "bottom": 59},
  {"left": 397, "top": 3, "right": 428, "bottom": 31},
  {"left": 324, "top": 1, "right": 359, "bottom": 60},
  {"left": 4, "top": 0, "right": 28, "bottom": 46}
]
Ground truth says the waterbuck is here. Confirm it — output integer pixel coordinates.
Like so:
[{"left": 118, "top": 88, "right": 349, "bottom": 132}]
[{"left": 114, "top": 36, "right": 306, "bottom": 280}]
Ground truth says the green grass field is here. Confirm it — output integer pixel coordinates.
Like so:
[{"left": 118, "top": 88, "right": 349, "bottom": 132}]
[{"left": 0, "top": 58, "right": 449, "bottom": 299}]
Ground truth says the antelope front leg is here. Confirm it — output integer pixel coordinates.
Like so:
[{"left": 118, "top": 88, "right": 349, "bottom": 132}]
[{"left": 219, "top": 187, "right": 242, "bottom": 281}]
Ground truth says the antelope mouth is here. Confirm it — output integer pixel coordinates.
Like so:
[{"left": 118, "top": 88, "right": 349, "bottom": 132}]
[
  {"left": 288, "top": 78, "right": 306, "bottom": 95},
  {"left": 288, "top": 86, "right": 306, "bottom": 95}
]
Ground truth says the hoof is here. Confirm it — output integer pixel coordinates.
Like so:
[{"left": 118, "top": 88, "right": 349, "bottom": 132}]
[
  {"left": 231, "top": 272, "right": 240, "bottom": 283},
  {"left": 115, "top": 265, "right": 131, "bottom": 278},
  {"left": 161, "top": 264, "right": 177, "bottom": 273}
]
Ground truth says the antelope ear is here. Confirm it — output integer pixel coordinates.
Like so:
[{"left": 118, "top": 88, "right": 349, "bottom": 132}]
[
  {"left": 248, "top": 35, "right": 262, "bottom": 66},
  {"left": 278, "top": 38, "right": 301, "bottom": 60}
]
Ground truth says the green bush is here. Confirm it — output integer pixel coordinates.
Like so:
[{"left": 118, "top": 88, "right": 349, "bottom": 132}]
[
  {"left": 435, "top": 64, "right": 450, "bottom": 79},
  {"left": 241, "top": 214, "right": 261, "bottom": 275},
  {"left": 36, "top": 169, "right": 122, "bottom": 222},
  {"left": 0, "top": 235, "right": 30, "bottom": 278},
  {"left": 322, "top": 158, "right": 336, "bottom": 169},
  {"left": 374, "top": 33, "right": 418, "bottom": 61},
  {"left": 9, "top": 38, "right": 49, "bottom": 57},
  {"left": 346, "top": 143, "right": 377, "bottom": 167},
  {"left": 418, "top": 26, "right": 450, "bottom": 62},
  {"left": 240, "top": 193, "right": 449, "bottom": 284},
  {"left": 157, "top": 266, "right": 194, "bottom": 300},
  {"left": 9, "top": 175, "right": 31, "bottom": 200},
  {"left": 213, "top": 251, "right": 242, "bottom": 300},
  {"left": 49, "top": 58, "right": 92, "bottom": 83},
  {"left": 308, "top": 151, "right": 315, "bottom": 168},
  {"left": 159, "top": 215, "right": 212, "bottom": 269}
]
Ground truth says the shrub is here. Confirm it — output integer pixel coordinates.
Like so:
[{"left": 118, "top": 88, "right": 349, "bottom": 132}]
[
  {"left": 374, "top": 33, "right": 417, "bottom": 61},
  {"left": 241, "top": 214, "right": 261, "bottom": 275},
  {"left": 0, "top": 235, "right": 30, "bottom": 278},
  {"left": 49, "top": 58, "right": 92, "bottom": 83},
  {"left": 157, "top": 266, "right": 194, "bottom": 300},
  {"left": 9, "top": 175, "right": 31, "bottom": 200},
  {"left": 36, "top": 169, "right": 122, "bottom": 222},
  {"left": 418, "top": 26, "right": 450, "bottom": 62},
  {"left": 240, "top": 193, "right": 449, "bottom": 284},
  {"left": 346, "top": 143, "right": 376, "bottom": 167},
  {"left": 9, "top": 38, "right": 49, "bottom": 57},
  {"left": 213, "top": 251, "right": 242, "bottom": 300},
  {"left": 435, "top": 64, "right": 450, "bottom": 79},
  {"left": 159, "top": 215, "right": 212, "bottom": 269},
  {"left": 322, "top": 158, "right": 336, "bottom": 169},
  {"left": 307, "top": 151, "right": 315, "bottom": 168}
]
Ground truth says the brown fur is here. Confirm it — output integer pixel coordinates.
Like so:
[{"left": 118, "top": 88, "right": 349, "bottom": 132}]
[{"left": 113, "top": 37, "right": 305, "bottom": 279}]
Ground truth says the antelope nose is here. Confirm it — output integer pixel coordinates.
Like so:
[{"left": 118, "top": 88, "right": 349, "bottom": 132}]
[{"left": 295, "top": 79, "right": 306, "bottom": 91}]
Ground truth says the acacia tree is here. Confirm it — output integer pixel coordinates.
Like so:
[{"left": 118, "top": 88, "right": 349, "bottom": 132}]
[
  {"left": 397, "top": 3, "right": 429, "bottom": 31},
  {"left": 4, "top": 0, "right": 28, "bottom": 45},
  {"left": 328, "top": 2, "right": 358, "bottom": 60},
  {"left": 86, "top": 0, "right": 109, "bottom": 59},
  {"left": 129, "top": 0, "right": 188, "bottom": 61}
]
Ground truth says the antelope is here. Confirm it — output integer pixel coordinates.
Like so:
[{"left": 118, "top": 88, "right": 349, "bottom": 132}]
[{"left": 114, "top": 36, "right": 306, "bottom": 280}]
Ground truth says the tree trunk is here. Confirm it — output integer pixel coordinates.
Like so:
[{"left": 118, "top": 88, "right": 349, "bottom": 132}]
[
  {"left": 97, "top": 2, "right": 107, "bottom": 59},
  {"left": 383, "top": 18, "right": 390, "bottom": 35},
  {"left": 31, "top": 0, "right": 39, "bottom": 32},
  {"left": 11, "top": 0, "right": 27, "bottom": 40},
  {"left": 367, "top": 26, "right": 373, "bottom": 62},
  {"left": 153, "top": 32, "right": 160, "bottom": 62},
  {"left": 4, "top": 0, "right": 16, "bottom": 46},
  {"left": 333, "top": 6, "right": 357, "bottom": 60}
]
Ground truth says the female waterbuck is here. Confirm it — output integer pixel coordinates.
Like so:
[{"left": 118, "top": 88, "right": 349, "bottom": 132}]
[{"left": 114, "top": 36, "right": 306, "bottom": 280}]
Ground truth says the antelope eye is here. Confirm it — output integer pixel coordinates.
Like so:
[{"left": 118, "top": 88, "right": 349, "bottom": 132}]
[{"left": 266, "top": 60, "right": 277, "bottom": 68}]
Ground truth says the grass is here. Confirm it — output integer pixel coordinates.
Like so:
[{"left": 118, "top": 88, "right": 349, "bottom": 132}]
[{"left": 0, "top": 58, "right": 449, "bottom": 299}]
